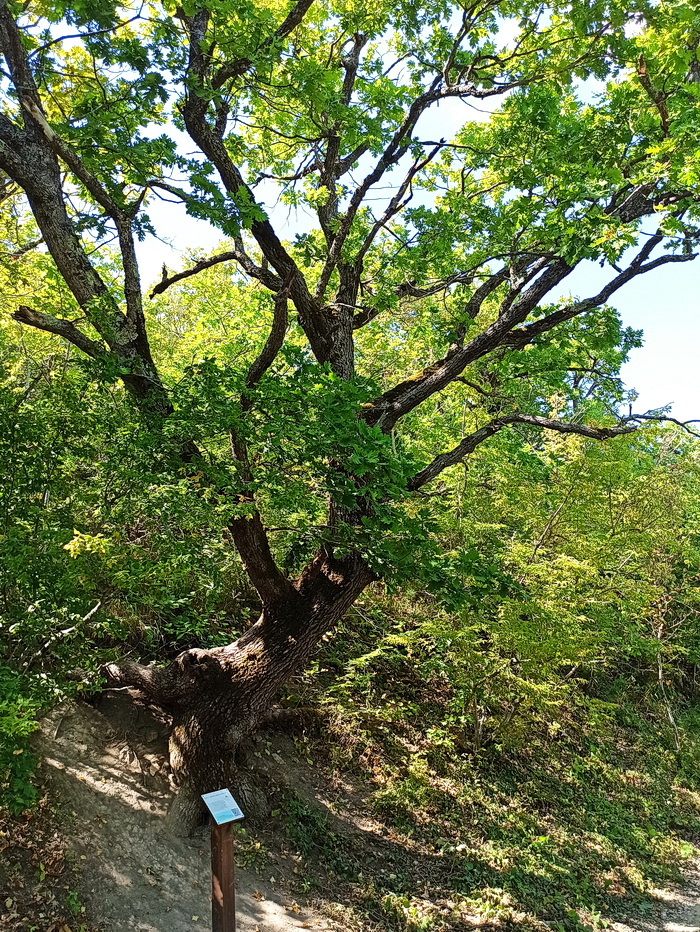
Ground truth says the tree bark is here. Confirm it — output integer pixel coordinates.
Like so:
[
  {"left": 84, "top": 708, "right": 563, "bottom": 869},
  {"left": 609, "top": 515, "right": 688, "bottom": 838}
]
[{"left": 105, "top": 550, "right": 375, "bottom": 832}]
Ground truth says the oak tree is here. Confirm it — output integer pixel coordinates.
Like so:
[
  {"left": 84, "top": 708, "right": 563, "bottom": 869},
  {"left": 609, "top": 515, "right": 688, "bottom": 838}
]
[{"left": 1, "top": 0, "right": 699, "bottom": 825}]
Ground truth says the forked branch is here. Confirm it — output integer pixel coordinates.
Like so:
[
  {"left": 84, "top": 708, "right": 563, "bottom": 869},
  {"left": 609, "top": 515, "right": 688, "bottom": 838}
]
[
  {"left": 150, "top": 242, "right": 283, "bottom": 298},
  {"left": 407, "top": 414, "right": 639, "bottom": 491},
  {"left": 367, "top": 232, "right": 697, "bottom": 433}
]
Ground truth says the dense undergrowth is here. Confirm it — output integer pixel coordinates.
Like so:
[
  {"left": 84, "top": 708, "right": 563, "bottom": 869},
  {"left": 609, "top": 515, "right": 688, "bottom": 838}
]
[
  {"left": 251, "top": 595, "right": 700, "bottom": 931},
  {"left": 3, "top": 531, "right": 700, "bottom": 931}
]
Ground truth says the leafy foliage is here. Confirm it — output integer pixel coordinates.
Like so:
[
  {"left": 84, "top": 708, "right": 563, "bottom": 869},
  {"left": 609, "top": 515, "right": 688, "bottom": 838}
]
[{"left": 0, "top": 4, "right": 699, "bottom": 927}]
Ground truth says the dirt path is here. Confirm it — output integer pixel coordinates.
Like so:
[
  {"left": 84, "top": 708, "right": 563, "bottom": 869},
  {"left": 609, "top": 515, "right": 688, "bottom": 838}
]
[
  {"left": 610, "top": 866, "right": 700, "bottom": 932},
  {"left": 33, "top": 695, "right": 342, "bottom": 932}
]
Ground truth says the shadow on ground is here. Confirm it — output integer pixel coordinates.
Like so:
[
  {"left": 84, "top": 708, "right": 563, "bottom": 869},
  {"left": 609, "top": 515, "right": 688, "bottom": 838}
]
[
  {"left": 34, "top": 696, "right": 333, "bottom": 932},
  {"left": 26, "top": 694, "right": 700, "bottom": 932}
]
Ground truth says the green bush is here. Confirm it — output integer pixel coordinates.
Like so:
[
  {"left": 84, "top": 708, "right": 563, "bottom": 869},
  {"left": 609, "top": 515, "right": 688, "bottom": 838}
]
[{"left": 0, "top": 665, "right": 41, "bottom": 814}]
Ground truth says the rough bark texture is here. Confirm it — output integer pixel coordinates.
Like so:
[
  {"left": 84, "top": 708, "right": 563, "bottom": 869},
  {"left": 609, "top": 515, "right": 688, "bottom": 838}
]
[{"left": 105, "top": 552, "right": 375, "bottom": 831}]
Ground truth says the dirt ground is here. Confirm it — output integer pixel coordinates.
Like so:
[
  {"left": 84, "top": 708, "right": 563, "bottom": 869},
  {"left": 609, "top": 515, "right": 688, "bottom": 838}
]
[
  {"left": 3, "top": 692, "right": 700, "bottom": 932},
  {"left": 610, "top": 867, "right": 700, "bottom": 932},
  {"left": 21, "top": 693, "right": 343, "bottom": 932}
]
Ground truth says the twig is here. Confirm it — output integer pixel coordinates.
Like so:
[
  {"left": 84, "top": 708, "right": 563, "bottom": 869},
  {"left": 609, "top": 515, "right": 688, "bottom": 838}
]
[{"left": 25, "top": 601, "right": 101, "bottom": 670}]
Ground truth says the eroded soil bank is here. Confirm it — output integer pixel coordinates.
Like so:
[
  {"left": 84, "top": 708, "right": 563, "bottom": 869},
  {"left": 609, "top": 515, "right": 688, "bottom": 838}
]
[{"left": 24, "top": 694, "right": 338, "bottom": 932}]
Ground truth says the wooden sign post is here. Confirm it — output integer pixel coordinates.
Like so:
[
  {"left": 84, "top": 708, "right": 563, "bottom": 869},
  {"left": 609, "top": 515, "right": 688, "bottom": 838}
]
[{"left": 201, "top": 790, "right": 245, "bottom": 932}]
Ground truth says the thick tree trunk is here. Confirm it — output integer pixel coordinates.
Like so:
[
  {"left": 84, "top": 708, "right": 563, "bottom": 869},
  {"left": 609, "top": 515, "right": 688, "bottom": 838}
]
[{"left": 106, "top": 551, "right": 374, "bottom": 832}]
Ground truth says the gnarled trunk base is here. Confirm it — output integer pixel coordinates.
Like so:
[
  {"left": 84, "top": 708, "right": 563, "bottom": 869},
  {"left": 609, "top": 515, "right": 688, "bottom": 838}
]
[{"left": 104, "top": 552, "right": 375, "bottom": 833}]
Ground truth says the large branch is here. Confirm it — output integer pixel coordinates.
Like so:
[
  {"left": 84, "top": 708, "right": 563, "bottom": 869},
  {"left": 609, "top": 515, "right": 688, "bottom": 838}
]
[
  {"left": 229, "top": 511, "right": 296, "bottom": 606},
  {"left": 180, "top": 10, "right": 330, "bottom": 363},
  {"left": 367, "top": 227, "right": 698, "bottom": 433},
  {"left": 0, "top": 128, "right": 125, "bottom": 336},
  {"left": 17, "top": 99, "right": 149, "bottom": 340},
  {"left": 0, "top": 4, "right": 124, "bottom": 223},
  {"left": 245, "top": 280, "right": 290, "bottom": 390},
  {"left": 12, "top": 305, "right": 107, "bottom": 358},
  {"left": 407, "top": 414, "right": 638, "bottom": 491},
  {"left": 226, "top": 448, "right": 294, "bottom": 607},
  {"left": 364, "top": 257, "right": 574, "bottom": 431},
  {"left": 0, "top": 1, "right": 158, "bottom": 393},
  {"left": 225, "top": 279, "right": 294, "bottom": 606},
  {"left": 0, "top": 18, "right": 121, "bottom": 325},
  {"left": 18, "top": 97, "right": 121, "bottom": 218},
  {"left": 150, "top": 241, "right": 283, "bottom": 298},
  {"left": 504, "top": 244, "right": 697, "bottom": 351}
]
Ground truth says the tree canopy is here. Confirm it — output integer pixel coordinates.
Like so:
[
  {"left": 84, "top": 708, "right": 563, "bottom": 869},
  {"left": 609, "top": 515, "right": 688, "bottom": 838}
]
[{"left": 1, "top": 0, "right": 700, "bottom": 824}]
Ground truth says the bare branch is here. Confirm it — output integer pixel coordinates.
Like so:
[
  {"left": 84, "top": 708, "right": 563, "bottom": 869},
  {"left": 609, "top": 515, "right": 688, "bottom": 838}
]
[
  {"left": 504, "top": 247, "right": 697, "bottom": 351},
  {"left": 150, "top": 254, "right": 237, "bottom": 298},
  {"left": 352, "top": 264, "right": 494, "bottom": 331},
  {"left": 150, "top": 242, "right": 283, "bottom": 298},
  {"left": 5, "top": 235, "right": 42, "bottom": 258},
  {"left": 625, "top": 413, "right": 700, "bottom": 439},
  {"left": 395, "top": 269, "right": 478, "bottom": 301},
  {"left": 355, "top": 142, "right": 444, "bottom": 265},
  {"left": 407, "top": 419, "right": 506, "bottom": 490},
  {"left": 28, "top": 9, "right": 145, "bottom": 59},
  {"left": 12, "top": 305, "right": 107, "bottom": 358},
  {"left": 314, "top": 84, "right": 445, "bottom": 300},
  {"left": 407, "top": 413, "right": 638, "bottom": 491}
]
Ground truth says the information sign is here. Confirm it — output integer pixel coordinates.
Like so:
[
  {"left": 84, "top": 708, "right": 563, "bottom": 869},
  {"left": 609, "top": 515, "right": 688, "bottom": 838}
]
[{"left": 201, "top": 789, "right": 244, "bottom": 825}]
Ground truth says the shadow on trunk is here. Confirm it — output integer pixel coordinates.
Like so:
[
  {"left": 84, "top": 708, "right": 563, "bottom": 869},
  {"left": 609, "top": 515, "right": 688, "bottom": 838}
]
[{"left": 104, "top": 551, "right": 375, "bottom": 833}]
